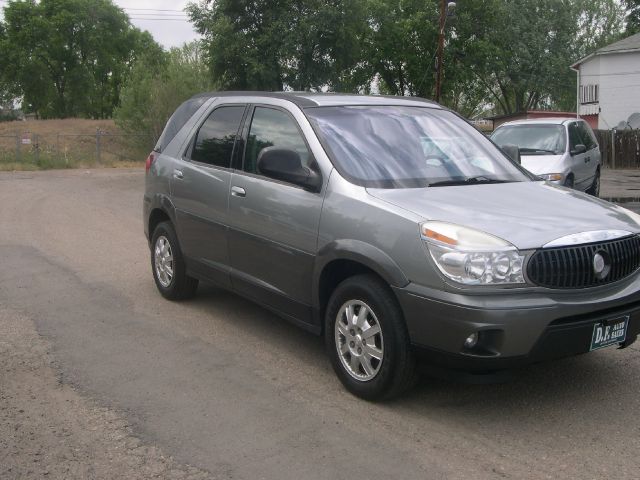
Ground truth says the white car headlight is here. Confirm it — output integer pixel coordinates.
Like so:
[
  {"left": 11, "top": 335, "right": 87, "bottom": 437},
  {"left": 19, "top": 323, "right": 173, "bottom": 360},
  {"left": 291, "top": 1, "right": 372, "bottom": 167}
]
[
  {"left": 539, "top": 173, "right": 564, "bottom": 182},
  {"left": 420, "top": 221, "right": 526, "bottom": 285}
]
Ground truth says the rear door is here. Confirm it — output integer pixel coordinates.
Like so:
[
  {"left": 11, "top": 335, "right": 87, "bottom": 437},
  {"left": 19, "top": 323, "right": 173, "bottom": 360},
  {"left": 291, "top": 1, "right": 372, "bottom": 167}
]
[
  {"left": 227, "top": 105, "right": 325, "bottom": 327},
  {"left": 170, "top": 103, "right": 248, "bottom": 288}
]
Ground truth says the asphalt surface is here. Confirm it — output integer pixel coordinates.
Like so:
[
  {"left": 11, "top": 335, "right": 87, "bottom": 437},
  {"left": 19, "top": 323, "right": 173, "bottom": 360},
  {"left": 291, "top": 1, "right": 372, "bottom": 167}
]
[{"left": 1, "top": 168, "right": 640, "bottom": 479}]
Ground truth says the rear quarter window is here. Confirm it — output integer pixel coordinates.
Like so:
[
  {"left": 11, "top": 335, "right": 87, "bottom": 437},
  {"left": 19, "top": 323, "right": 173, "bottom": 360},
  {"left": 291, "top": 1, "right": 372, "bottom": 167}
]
[{"left": 154, "top": 96, "right": 208, "bottom": 153}]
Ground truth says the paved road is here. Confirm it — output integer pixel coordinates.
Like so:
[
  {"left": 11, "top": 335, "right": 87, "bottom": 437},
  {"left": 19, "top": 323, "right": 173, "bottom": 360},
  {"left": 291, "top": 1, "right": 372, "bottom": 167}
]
[{"left": 1, "top": 168, "right": 640, "bottom": 479}]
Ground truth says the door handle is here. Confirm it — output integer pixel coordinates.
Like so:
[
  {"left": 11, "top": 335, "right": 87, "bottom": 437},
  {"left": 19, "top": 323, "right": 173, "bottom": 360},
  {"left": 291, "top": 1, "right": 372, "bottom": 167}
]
[
  {"left": 173, "top": 169, "right": 184, "bottom": 180},
  {"left": 231, "top": 186, "right": 246, "bottom": 197},
  {"left": 585, "top": 157, "right": 591, "bottom": 163}
]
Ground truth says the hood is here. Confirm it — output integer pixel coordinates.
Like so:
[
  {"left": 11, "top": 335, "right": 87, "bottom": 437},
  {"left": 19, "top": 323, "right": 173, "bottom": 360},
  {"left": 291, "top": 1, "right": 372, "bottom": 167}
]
[
  {"left": 520, "top": 154, "right": 566, "bottom": 176},
  {"left": 367, "top": 181, "right": 640, "bottom": 250}
]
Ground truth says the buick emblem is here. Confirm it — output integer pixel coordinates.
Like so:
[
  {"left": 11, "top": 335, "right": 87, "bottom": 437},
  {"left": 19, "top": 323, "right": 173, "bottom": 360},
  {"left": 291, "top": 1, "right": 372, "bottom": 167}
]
[{"left": 593, "top": 251, "right": 611, "bottom": 279}]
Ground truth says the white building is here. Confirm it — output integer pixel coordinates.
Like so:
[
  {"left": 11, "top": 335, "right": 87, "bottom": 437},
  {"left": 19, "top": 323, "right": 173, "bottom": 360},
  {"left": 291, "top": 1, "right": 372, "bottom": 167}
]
[{"left": 570, "top": 33, "right": 640, "bottom": 130}]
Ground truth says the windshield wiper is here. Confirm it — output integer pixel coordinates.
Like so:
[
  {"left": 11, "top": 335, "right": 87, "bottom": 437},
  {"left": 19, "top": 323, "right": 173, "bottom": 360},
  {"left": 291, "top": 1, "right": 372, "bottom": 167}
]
[
  {"left": 519, "top": 147, "right": 557, "bottom": 154},
  {"left": 428, "top": 176, "right": 514, "bottom": 187}
]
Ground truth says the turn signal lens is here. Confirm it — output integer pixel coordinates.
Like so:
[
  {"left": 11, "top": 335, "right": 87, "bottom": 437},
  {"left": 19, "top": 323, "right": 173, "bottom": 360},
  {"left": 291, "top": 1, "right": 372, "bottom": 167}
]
[
  {"left": 540, "top": 173, "right": 563, "bottom": 182},
  {"left": 423, "top": 228, "right": 457, "bottom": 246}
]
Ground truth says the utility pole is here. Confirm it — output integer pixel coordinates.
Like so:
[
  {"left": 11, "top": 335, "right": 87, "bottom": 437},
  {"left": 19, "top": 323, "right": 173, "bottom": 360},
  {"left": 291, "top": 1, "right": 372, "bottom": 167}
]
[{"left": 434, "top": 0, "right": 446, "bottom": 103}]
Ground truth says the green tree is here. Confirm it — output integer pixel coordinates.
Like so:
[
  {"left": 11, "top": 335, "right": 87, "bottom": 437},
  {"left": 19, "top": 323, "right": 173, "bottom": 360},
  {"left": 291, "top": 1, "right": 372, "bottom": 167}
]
[
  {"left": 363, "top": 0, "right": 439, "bottom": 97},
  {"left": 114, "top": 42, "right": 215, "bottom": 145},
  {"left": 625, "top": 0, "right": 640, "bottom": 34},
  {"left": 0, "top": 0, "right": 162, "bottom": 119},
  {"left": 447, "top": 0, "right": 626, "bottom": 115},
  {"left": 187, "top": 0, "right": 628, "bottom": 117},
  {"left": 186, "top": 0, "right": 369, "bottom": 92}
]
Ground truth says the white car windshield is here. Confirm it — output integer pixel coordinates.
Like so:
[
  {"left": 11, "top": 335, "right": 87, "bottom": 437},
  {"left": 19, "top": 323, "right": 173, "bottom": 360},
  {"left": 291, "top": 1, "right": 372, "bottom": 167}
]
[{"left": 491, "top": 124, "right": 566, "bottom": 156}]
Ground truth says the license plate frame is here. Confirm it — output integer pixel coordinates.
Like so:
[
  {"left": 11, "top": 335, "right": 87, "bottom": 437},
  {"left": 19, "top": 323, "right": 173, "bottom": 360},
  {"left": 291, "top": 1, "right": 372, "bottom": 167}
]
[{"left": 590, "top": 315, "right": 629, "bottom": 351}]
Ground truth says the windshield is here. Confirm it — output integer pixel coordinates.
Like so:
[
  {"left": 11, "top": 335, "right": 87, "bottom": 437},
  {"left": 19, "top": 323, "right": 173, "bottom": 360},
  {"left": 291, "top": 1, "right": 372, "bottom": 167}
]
[
  {"left": 305, "top": 106, "right": 531, "bottom": 188},
  {"left": 491, "top": 124, "right": 566, "bottom": 155}
]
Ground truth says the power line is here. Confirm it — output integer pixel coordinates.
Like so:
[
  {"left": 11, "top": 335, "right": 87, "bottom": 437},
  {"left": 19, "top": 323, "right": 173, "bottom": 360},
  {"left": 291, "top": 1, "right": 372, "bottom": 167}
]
[
  {"left": 123, "top": 8, "right": 186, "bottom": 13},
  {"left": 128, "top": 14, "right": 189, "bottom": 18},
  {"left": 129, "top": 17, "right": 191, "bottom": 22}
]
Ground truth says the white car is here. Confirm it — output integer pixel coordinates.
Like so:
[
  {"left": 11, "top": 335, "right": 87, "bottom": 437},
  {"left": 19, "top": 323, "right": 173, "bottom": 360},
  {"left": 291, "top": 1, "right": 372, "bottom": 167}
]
[{"left": 491, "top": 118, "right": 601, "bottom": 196}]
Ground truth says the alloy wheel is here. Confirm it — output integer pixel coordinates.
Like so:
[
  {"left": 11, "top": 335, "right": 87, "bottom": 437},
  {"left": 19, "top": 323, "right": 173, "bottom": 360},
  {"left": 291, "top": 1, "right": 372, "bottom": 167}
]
[
  {"left": 334, "top": 300, "right": 384, "bottom": 381},
  {"left": 154, "top": 235, "right": 174, "bottom": 287}
]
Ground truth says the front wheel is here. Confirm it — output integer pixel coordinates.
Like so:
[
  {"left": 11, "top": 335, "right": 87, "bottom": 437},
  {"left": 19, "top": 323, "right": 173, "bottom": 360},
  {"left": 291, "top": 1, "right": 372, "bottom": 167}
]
[
  {"left": 564, "top": 174, "right": 575, "bottom": 189},
  {"left": 588, "top": 169, "right": 600, "bottom": 197},
  {"left": 151, "top": 221, "right": 198, "bottom": 300},
  {"left": 325, "top": 274, "right": 416, "bottom": 400}
]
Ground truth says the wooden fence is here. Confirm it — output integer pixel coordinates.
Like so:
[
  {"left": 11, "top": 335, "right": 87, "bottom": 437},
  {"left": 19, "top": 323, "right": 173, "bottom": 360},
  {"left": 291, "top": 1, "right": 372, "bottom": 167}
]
[{"left": 593, "top": 129, "right": 640, "bottom": 169}]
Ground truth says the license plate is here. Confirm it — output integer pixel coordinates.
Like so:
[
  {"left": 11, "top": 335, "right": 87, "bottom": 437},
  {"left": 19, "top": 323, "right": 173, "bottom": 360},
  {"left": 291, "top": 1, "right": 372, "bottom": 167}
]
[{"left": 590, "top": 316, "right": 629, "bottom": 351}]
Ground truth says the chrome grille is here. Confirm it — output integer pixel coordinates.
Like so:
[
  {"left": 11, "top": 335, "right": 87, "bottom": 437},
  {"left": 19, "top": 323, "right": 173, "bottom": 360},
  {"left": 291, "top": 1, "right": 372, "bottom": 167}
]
[{"left": 527, "top": 235, "right": 640, "bottom": 288}]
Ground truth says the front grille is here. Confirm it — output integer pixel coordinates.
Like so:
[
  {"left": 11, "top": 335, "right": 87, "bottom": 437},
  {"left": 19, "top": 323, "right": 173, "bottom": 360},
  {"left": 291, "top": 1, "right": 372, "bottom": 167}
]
[{"left": 527, "top": 235, "right": 640, "bottom": 288}]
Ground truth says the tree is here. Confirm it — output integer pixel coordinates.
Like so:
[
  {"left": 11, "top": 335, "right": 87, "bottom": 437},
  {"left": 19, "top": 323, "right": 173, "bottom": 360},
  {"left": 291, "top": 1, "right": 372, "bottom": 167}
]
[
  {"left": 0, "top": 0, "right": 163, "bottom": 119},
  {"left": 114, "top": 42, "right": 215, "bottom": 145},
  {"left": 186, "top": 0, "right": 369, "bottom": 92},
  {"left": 362, "top": 0, "right": 439, "bottom": 97},
  {"left": 446, "top": 0, "right": 626, "bottom": 115},
  {"left": 187, "top": 0, "right": 628, "bottom": 117},
  {"left": 625, "top": 0, "right": 640, "bottom": 34}
]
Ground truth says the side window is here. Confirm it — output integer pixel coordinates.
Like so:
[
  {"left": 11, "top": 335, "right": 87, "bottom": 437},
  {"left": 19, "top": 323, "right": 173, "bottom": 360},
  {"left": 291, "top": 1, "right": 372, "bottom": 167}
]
[
  {"left": 189, "top": 105, "right": 246, "bottom": 167},
  {"left": 577, "top": 122, "right": 597, "bottom": 150},
  {"left": 568, "top": 123, "right": 582, "bottom": 150},
  {"left": 244, "top": 107, "right": 311, "bottom": 175}
]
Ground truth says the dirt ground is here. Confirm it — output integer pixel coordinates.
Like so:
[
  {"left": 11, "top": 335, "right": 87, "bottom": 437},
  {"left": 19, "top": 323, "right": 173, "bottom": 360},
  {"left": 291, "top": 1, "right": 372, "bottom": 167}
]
[{"left": 0, "top": 307, "right": 212, "bottom": 479}]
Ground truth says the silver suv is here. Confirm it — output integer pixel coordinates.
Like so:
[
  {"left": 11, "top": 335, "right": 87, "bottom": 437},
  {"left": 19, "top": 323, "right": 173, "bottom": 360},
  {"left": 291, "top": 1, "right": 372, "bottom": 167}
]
[
  {"left": 144, "top": 92, "right": 640, "bottom": 399},
  {"left": 491, "top": 118, "right": 601, "bottom": 195}
]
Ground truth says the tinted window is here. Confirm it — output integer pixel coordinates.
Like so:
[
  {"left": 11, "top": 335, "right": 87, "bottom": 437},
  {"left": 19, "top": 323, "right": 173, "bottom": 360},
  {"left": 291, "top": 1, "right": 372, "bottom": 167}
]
[
  {"left": 190, "top": 106, "right": 246, "bottom": 167},
  {"left": 306, "top": 106, "right": 530, "bottom": 188},
  {"left": 155, "top": 96, "right": 208, "bottom": 152},
  {"left": 491, "top": 124, "right": 566, "bottom": 155},
  {"left": 244, "top": 107, "right": 311, "bottom": 174},
  {"left": 577, "top": 121, "right": 597, "bottom": 150},
  {"left": 568, "top": 123, "right": 583, "bottom": 150}
]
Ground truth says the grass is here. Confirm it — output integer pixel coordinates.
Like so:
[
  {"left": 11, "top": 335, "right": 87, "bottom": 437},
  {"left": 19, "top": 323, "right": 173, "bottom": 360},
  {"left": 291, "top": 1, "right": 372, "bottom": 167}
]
[{"left": 0, "top": 118, "right": 152, "bottom": 171}]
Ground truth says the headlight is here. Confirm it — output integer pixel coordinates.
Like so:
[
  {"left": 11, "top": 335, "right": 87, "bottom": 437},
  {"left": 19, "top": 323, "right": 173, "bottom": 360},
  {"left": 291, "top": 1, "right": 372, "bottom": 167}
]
[
  {"left": 539, "top": 173, "right": 564, "bottom": 181},
  {"left": 421, "top": 221, "right": 526, "bottom": 285}
]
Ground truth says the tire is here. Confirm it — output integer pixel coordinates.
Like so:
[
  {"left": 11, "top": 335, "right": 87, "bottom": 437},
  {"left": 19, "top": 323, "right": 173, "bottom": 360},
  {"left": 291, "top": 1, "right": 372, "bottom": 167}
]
[
  {"left": 150, "top": 221, "right": 198, "bottom": 300},
  {"left": 564, "top": 174, "right": 575, "bottom": 189},
  {"left": 325, "top": 274, "right": 416, "bottom": 400},
  {"left": 588, "top": 168, "right": 600, "bottom": 197}
]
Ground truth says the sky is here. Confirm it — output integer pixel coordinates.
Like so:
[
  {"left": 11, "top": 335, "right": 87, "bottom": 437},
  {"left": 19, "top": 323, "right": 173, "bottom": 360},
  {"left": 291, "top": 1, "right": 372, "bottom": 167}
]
[
  {"left": 0, "top": 0, "right": 201, "bottom": 50},
  {"left": 113, "top": 0, "right": 201, "bottom": 49}
]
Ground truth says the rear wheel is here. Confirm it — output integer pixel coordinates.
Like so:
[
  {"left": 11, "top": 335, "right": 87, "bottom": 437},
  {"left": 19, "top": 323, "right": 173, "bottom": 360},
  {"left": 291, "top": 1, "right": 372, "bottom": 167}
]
[
  {"left": 325, "top": 274, "right": 416, "bottom": 400},
  {"left": 151, "top": 221, "right": 198, "bottom": 300}
]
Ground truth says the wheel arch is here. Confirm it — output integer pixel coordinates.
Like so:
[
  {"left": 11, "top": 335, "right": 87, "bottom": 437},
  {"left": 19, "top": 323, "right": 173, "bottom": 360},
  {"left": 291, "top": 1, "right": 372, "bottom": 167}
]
[
  {"left": 145, "top": 194, "right": 178, "bottom": 243},
  {"left": 313, "top": 240, "right": 409, "bottom": 329}
]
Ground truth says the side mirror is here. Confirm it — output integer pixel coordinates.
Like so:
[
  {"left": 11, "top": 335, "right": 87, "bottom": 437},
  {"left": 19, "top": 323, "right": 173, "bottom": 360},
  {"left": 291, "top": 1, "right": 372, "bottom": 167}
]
[
  {"left": 257, "top": 147, "right": 322, "bottom": 192},
  {"left": 500, "top": 144, "right": 521, "bottom": 165},
  {"left": 571, "top": 144, "right": 587, "bottom": 156}
]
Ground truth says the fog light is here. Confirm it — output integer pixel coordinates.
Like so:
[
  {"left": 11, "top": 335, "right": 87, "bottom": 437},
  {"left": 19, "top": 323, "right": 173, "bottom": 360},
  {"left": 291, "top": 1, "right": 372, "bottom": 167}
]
[{"left": 464, "top": 332, "right": 479, "bottom": 349}]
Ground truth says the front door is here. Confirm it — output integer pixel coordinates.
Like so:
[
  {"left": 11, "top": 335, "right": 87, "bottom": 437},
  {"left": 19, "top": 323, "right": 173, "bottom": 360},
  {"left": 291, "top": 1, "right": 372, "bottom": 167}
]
[
  {"left": 567, "top": 121, "right": 590, "bottom": 188},
  {"left": 227, "top": 105, "right": 325, "bottom": 326},
  {"left": 577, "top": 121, "right": 600, "bottom": 187}
]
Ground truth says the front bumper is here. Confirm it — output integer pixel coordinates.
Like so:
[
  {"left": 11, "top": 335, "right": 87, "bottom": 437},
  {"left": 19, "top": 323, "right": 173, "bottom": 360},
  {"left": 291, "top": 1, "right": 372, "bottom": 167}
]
[{"left": 393, "top": 276, "right": 640, "bottom": 372}]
